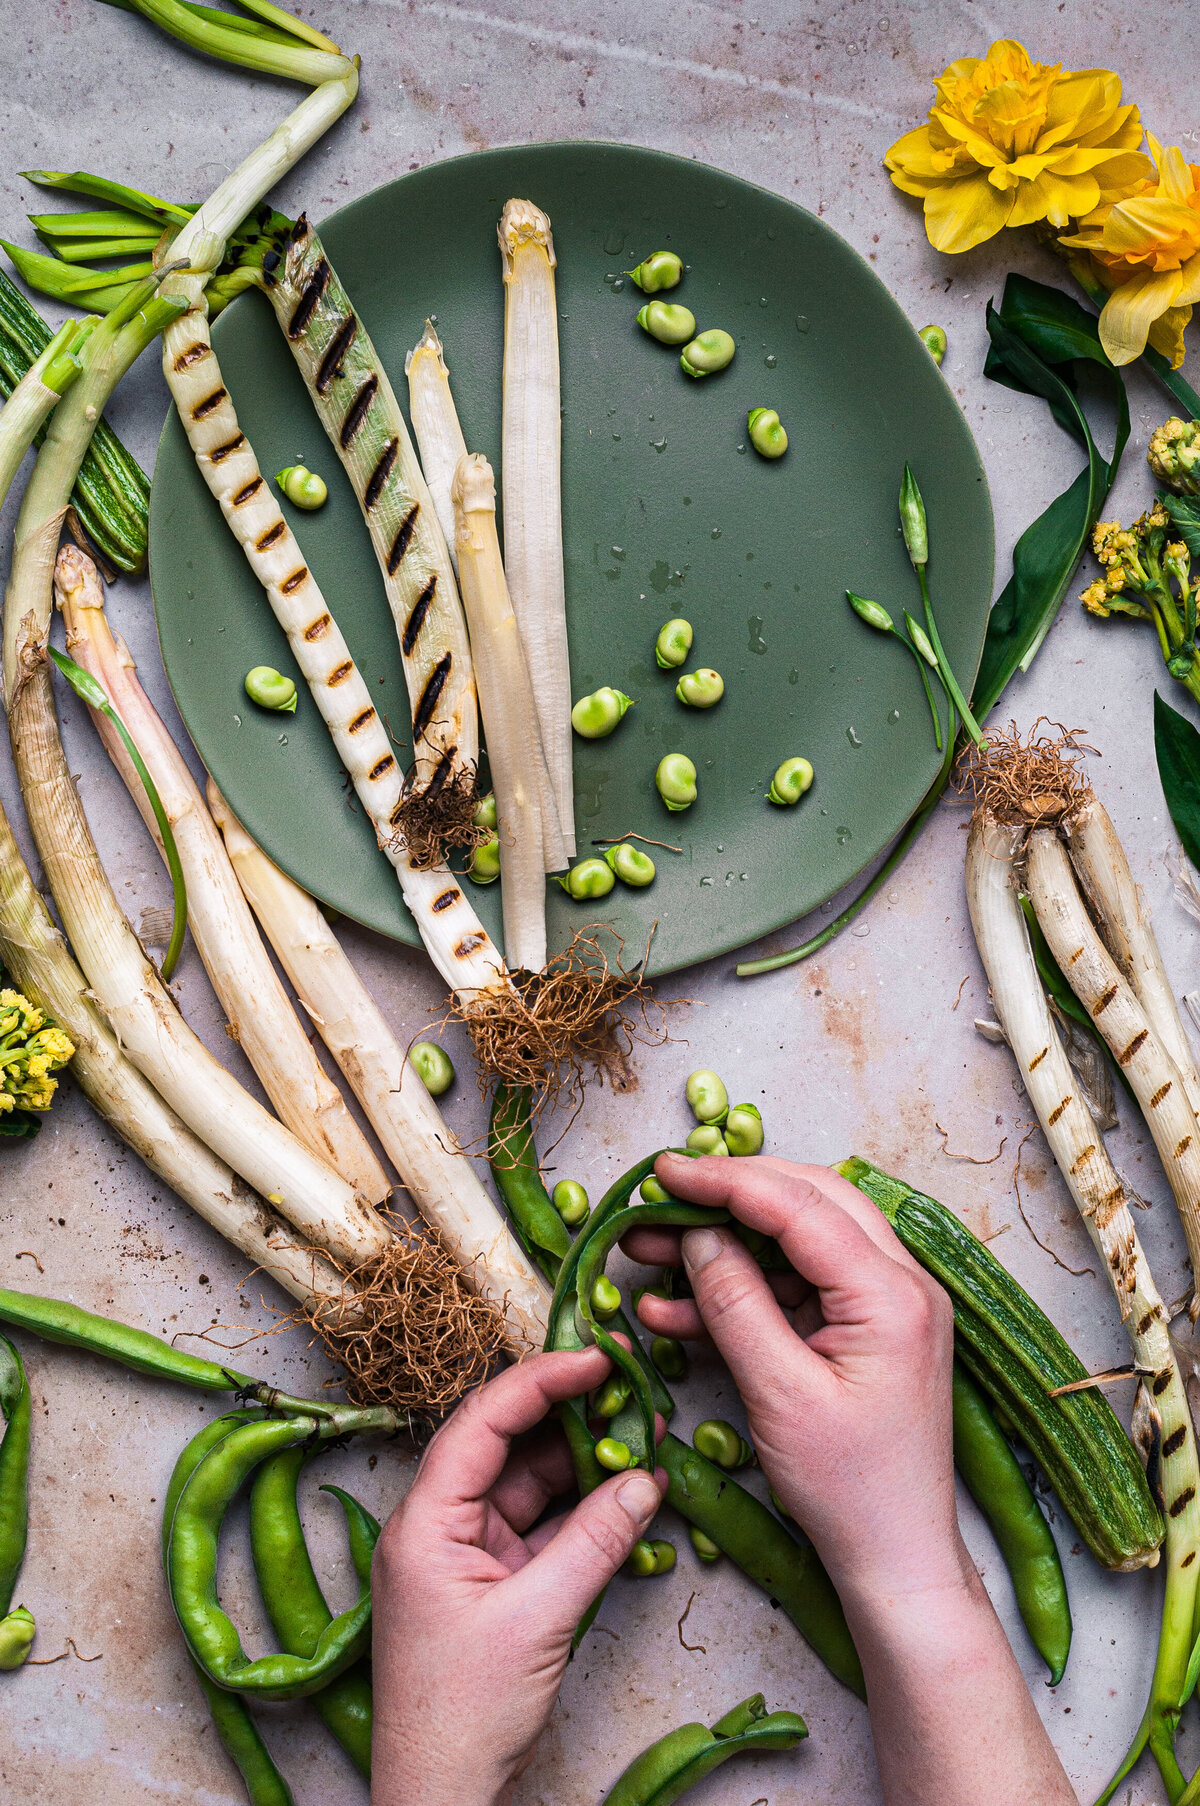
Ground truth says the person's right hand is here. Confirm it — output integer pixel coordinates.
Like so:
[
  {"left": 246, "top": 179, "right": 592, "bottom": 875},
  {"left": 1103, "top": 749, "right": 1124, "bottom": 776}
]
[{"left": 632, "top": 1153, "right": 967, "bottom": 1601}]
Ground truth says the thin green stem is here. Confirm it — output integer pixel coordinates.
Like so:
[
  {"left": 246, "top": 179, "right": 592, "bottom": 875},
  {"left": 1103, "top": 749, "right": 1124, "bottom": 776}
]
[
  {"left": 916, "top": 566, "right": 987, "bottom": 747},
  {"left": 112, "top": 0, "right": 352, "bottom": 86},
  {"left": 894, "top": 633, "right": 943, "bottom": 751}
]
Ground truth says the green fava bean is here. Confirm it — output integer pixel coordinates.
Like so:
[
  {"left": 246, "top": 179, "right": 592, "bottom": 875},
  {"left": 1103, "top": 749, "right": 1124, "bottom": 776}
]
[
  {"left": 571, "top": 687, "right": 634, "bottom": 738},
  {"left": 768, "top": 757, "right": 814, "bottom": 806},
  {"left": 651, "top": 1335, "right": 688, "bottom": 1381},
  {"left": 686, "top": 1124, "right": 729, "bottom": 1156},
  {"left": 245, "top": 666, "right": 297, "bottom": 714},
  {"left": 606, "top": 843, "right": 656, "bottom": 887},
  {"left": 559, "top": 858, "right": 616, "bottom": 901},
  {"left": 627, "top": 1538, "right": 660, "bottom": 1576},
  {"left": 748, "top": 407, "right": 788, "bottom": 459},
  {"left": 675, "top": 668, "right": 724, "bottom": 709},
  {"left": 725, "top": 1103, "right": 764, "bottom": 1157},
  {"left": 920, "top": 323, "right": 948, "bottom": 366},
  {"left": 592, "top": 1274, "right": 622, "bottom": 1320},
  {"left": 656, "top": 753, "right": 697, "bottom": 811},
  {"left": 594, "top": 1374, "right": 632, "bottom": 1418},
  {"left": 685, "top": 1069, "right": 729, "bottom": 1125},
  {"left": 275, "top": 465, "right": 328, "bottom": 509},
  {"left": 680, "top": 328, "right": 735, "bottom": 377},
  {"left": 0, "top": 1605, "right": 34, "bottom": 1669},
  {"left": 694, "top": 1419, "right": 752, "bottom": 1470},
  {"left": 655, "top": 618, "right": 693, "bottom": 669},
  {"left": 627, "top": 251, "right": 684, "bottom": 293},
  {"left": 649, "top": 1539, "right": 676, "bottom": 1574},
  {"left": 409, "top": 1041, "right": 455, "bottom": 1097},
  {"left": 553, "top": 1179, "right": 590, "bottom": 1227},
  {"left": 473, "top": 791, "right": 497, "bottom": 830},
  {"left": 689, "top": 1525, "right": 722, "bottom": 1562},
  {"left": 595, "top": 1437, "right": 633, "bottom": 1472},
  {"left": 468, "top": 836, "right": 501, "bottom": 884},
  {"left": 640, "top": 1175, "right": 675, "bottom": 1204},
  {"left": 638, "top": 301, "right": 696, "bottom": 346}
]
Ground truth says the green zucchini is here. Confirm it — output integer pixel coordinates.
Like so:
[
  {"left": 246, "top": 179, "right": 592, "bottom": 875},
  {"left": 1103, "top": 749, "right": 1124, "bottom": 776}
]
[
  {"left": 0, "top": 267, "right": 149, "bottom": 573},
  {"left": 839, "top": 1156, "right": 1164, "bottom": 1572}
]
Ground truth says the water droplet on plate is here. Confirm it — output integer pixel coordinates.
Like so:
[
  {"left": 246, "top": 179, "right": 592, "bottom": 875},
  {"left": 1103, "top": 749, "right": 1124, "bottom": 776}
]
[
  {"left": 278, "top": 734, "right": 289, "bottom": 746},
  {"left": 747, "top": 615, "right": 767, "bottom": 654},
  {"left": 699, "top": 875, "right": 714, "bottom": 886},
  {"left": 887, "top": 708, "right": 900, "bottom": 724},
  {"left": 651, "top": 435, "right": 668, "bottom": 453},
  {"left": 846, "top": 726, "right": 862, "bottom": 747},
  {"left": 764, "top": 353, "right": 776, "bottom": 368},
  {"left": 788, "top": 667, "right": 799, "bottom": 685},
  {"left": 759, "top": 296, "right": 769, "bottom": 308},
  {"left": 611, "top": 277, "right": 625, "bottom": 292},
  {"left": 795, "top": 314, "right": 810, "bottom": 334},
  {"left": 711, "top": 527, "right": 721, "bottom": 540},
  {"left": 611, "top": 546, "right": 625, "bottom": 559},
  {"left": 603, "top": 229, "right": 625, "bottom": 254},
  {"left": 836, "top": 825, "right": 852, "bottom": 845}
]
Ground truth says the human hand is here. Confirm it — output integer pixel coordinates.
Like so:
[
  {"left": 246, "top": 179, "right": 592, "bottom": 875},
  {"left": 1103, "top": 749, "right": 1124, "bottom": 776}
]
[
  {"left": 632, "top": 1155, "right": 964, "bottom": 1607},
  {"left": 371, "top": 1348, "right": 666, "bottom": 1806}
]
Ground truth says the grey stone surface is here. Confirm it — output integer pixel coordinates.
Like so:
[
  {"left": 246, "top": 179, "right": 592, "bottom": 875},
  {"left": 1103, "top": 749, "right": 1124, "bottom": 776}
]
[{"left": 0, "top": 0, "right": 1196, "bottom": 1800}]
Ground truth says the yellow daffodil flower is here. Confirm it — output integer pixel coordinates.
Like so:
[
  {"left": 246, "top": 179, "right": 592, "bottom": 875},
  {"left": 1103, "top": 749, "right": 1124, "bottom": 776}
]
[
  {"left": 885, "top": 39, "right": 1149, "bottom": 255},
  {"left": 1059, "top": 136, "right": 1200, "bottom": 365}
]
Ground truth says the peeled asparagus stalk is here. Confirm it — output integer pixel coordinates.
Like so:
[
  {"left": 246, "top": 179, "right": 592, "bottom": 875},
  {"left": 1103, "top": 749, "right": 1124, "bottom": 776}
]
[
  {"left": 499, "top": 199, "right": 575, "bottom": 856},
  {"left": 406, "top": 322, "right": 466, "bottom": 572},
  {"left": 54, "top": 544, "right": 389, "bottom": 1205},
  {"left": 1026, "top": 828, "right": 1200, "bottom": 1319},
  {"left": 209, "top": 782, "right": 551, "bottom": 1352},
  {"left": 158, "top": 280, "right": 510, "bottom": 1003},
  {"left": 453, "top": 453, "right": 564, "bottom": 970}
]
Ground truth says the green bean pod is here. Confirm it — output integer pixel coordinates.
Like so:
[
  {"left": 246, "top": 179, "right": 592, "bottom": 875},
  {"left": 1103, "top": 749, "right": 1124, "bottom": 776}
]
[
  {"left": 167, "top": 1415, "right": 383, "bottom": 1701},
  {"left": 0, "top": 1287, "right": 256, "bottom": 1392},
  {"left": 952, "top": 1363, "right": 1071, "bottom": 1684},
  {"left": 0, "top": 1335, "right": 31, "bottom": 1619},
  {"left": 250, "top": 1448, "right": 374, "bottom": 1774},
  {"left": 488, "top": 1083, "right": 571, "bottom": 1280},
  {"left": 600, "top": 1692, "right": 808, "bottom": 1806}
]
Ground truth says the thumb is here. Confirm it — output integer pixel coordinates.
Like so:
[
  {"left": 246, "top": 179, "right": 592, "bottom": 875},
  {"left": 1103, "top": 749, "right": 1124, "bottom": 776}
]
[
  {"left": 517, "top": 1468, "right": 663, "bottom": 1638},
  {"left": 681, "top": 1225, "right": 820, "bottom": 1401}
]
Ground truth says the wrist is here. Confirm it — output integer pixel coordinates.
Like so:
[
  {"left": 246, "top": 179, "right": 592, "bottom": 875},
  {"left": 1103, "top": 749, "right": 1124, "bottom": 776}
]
[
  {"left": 819, "top": 1524, "right": 979, "bottom": 1621},
  {"left": 372, "top": 1723, "right": 510, "bottom": 1806}
]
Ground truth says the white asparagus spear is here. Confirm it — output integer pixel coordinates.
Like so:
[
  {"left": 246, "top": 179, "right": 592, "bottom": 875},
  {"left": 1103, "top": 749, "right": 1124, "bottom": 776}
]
[
  {"left": 209, "top": 781, "right": 551, "bottom": 1353},
  {"left": 406, "top": 322, "right": 466, "bottom": 571},
  {"left": 54, "top": 544, "right": 390, "bottom": 1205},
  {"left": 499, "top": 199, "right": 575, "bottom": 856}
]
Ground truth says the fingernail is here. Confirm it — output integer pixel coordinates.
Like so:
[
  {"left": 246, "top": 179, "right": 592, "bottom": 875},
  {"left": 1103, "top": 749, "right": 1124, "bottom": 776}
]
[
  {"left": 616, "top": 1471, "right": 662, "bottom": 1522},
  {"left": 682, "top": 1227, "right": 724, "bottom": 1272}
]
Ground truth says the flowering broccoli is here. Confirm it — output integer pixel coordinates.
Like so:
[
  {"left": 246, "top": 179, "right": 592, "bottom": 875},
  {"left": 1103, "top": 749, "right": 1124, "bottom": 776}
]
[
  {"left": 0, "top": 988, "right": 74, "bottom": 1135},
  {"left": 1080, "top": 502, "right": 1200, "bottom": 701},
  {"left": 1148, "top": 418, "right": 1200, "bottom": 497}
]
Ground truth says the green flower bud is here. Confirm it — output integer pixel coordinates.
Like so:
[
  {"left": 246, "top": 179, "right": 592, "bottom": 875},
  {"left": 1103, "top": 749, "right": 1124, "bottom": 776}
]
[
  {"left": 919, "top": 323, "right": 947, "bottom": 366},
  {"left": 639, "top": 1174, "right": 675, "bottom": 1204},
  {"left": 638, "top": 300, "right": 697, "bottom": 345},
  {"left": 693, "top": 1419, "right": 752, "bottom": 1469},
  {"left": 275, "top": 464, "right": 328, "bottom": 509},
  {"left": 767, "top": 757, "right": 813, "bottom": 806},
  {"left": 656, "top": 753, "right": 697, "bottom": 811},
  {"left": 552, "top": 1179, "right": 589, "bottom": 1227},
  {"left": 655, "top": 618, "right": 694, "bottom": 669},
  {"left": 244, "top": 665, "right": 297, "bottom": 714},
  {"left": 409, "top": 1040, "right": 455, "bottom": 1097},
  {"left": 627, "top": 251, "right": 684, "bottom": 293},
  {"left": 686, "top": 1124, "right": 729, "bottom": 1156},
  {"left": 0, "top": 1606, "right": 35, "bottom": 1670},
  {"left": 685, "top": 1069, "right": 728, "bottom": 1124},
  {"left": 468, "top": 836, "right": 501, "bottom": 884},
  {"left": 898, "top": 462, "right": 928, "bottom": 568},
  {"left": 591, "top": 1274, "right": 622, "bottom": 1319},
  {"left": 903, "top": 611, "right": 938, "bottom": 666},
  {"left": 847, "top": 590, "right": 895, "bottom": 634},
  {"left": 594, "top": 1374, "right": 632, "bottom": 1417},
  {"left": 571, "top": 687, "right": 635, "bottom": 738},
  {"left": 473, "top": 791, "right": 498, "bottom": 830},
  {"left": 680, "top": 328, "right": 736, "bottom": 377},
  {"left": 747, "top": 407, "right": 788, "bottom": 459},
  {"left": 725, "top": 1102, "right": 764, "bottom": 1157},
  {"left": 688, "top": 1525, "right": 722, "bottom": 1562},
  {"left": 675, "top": 668, "right": 724, "bottom": 709},
  {"left": 650, "top": 1335, "right": 688, "bottom": 1381},
  {"left": 595, "top": 1436, "right": 633, "bottom": 1472},
  {"left": 605, "top": 843, "right": 656, "bottom": 887},
  {"left": 558, "top": 857, "right": 616, "bottom": 901}
]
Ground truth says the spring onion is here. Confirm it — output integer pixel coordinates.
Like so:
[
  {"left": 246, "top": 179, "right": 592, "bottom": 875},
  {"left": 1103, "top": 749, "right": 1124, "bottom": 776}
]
[{"left": 405, "top": 321, "right": 468, "bottom": 571}]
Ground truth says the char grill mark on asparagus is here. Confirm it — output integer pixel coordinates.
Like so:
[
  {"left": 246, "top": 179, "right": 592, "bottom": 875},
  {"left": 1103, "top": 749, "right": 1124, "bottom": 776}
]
[
  {"left": 413, "top": 652, "right": 451, "bottom": 742},
  {"left": 316, "top": 313, "right": 357, "bottom": 392},
  {"left": 388, "top": 504, "right": 419, "bottom": 572},
  {"left": 340, "top": 375, "right": 378, "bottom": 448},
  {"left": 233, "top": 478, "right": 263, "bottom": 506},
  {"left": 403, "top": 576, "right": 437, "bottom": 654},
  {"left": 364, "top": 436, "right": 398, "bottom": 508},
  {"left": 287, "top": 255, "right": 330, "bottom": 338}
]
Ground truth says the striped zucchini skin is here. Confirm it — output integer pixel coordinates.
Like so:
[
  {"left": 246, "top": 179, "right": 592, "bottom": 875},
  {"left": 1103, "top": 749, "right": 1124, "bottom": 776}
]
[
  {"left": 0, "top": 269, "right": 149, "bottom": 573},
  {"left": 839, "top": 1156, "right": 1164, "bottom": 1572},
  {"left": 253, "top": 217, "right": 478, "bottom": 794}
]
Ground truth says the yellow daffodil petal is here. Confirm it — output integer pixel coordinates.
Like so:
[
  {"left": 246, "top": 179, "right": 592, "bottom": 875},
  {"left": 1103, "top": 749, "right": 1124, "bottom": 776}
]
[
  {"left": 1174, "top": 249, "right": 1200, "bottom": 308},
  {"left": 1008, "top": 170, "right": 1098, "bottom": 231},
  {"left": 1147, "top": 304, "right": 1192, "bottom": 368},
  {"left": 923, "top": 171, "right": 1015, "bottom": 253},
  {"left": 1099, "top": 266, "right": 1184, "bottom": 364}
]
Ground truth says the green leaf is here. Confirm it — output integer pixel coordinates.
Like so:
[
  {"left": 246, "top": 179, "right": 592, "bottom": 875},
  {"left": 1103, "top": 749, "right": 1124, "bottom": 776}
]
[
  {"left": 1163, "top": 494, "right": 1200, "bottom": 564},
  {"left": 1154, "top": 690, "right": 1200, "bottom": 872},
  {"left": 0, "top": 1110, "right": 41, "bottom": 1142}
]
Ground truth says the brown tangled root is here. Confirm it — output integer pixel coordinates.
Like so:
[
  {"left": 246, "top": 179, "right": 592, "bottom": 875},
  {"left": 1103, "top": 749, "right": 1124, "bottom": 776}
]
[
  {"left": 449, "top": 925, "right": 672, "bottom": 1119},
  {"left": 957, "top": 718, "right": 1096, "bottom": 827},
  {"left": 390, "top": 765, "right": 489, "bottom": 871},
  {"left": 303, "top": 1222, "right": 509, "bottom": 1422}
]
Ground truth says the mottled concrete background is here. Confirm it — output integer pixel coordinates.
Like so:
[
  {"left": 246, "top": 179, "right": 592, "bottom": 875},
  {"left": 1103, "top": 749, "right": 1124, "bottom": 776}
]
[{"left": 1, "top": 2, "right": 1197, "bottom": 1801}]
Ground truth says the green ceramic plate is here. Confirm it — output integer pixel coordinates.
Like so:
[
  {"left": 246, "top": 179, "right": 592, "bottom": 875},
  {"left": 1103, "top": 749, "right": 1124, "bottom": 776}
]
[{"left": 150, "top": 142, "right": 992, "bottom": 976}]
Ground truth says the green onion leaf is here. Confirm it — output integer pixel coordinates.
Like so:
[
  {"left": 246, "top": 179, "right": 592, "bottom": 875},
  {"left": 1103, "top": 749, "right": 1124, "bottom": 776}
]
[{"left": 1155, "top": 690, "right": 1200, "bottom": 876}]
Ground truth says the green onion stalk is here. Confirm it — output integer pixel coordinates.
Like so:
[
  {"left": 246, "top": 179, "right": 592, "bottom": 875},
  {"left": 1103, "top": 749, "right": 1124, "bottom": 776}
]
[{"left": 0, "top": 317, "right": 94, "bottom": 501}]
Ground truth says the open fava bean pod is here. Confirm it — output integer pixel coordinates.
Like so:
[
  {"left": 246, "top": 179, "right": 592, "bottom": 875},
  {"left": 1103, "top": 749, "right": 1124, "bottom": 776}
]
[{"left": 600, "top": 1692, "right": 808, "bottom": 1806}]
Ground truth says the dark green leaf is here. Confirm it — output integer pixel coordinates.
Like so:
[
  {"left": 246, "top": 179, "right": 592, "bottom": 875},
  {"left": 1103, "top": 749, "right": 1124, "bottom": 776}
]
[
  {"left": 1163, "top": 494, "right": 1200, "bottom": 564},
  {"left": 996, "top": 273, "right": 1114, "bottom": 371},
  {"left": 1155, "top": 690, "right": 1200, "bottom": 872},
  {"left": 0, "top": 1110, "right": 41, "bottom": 1142}
]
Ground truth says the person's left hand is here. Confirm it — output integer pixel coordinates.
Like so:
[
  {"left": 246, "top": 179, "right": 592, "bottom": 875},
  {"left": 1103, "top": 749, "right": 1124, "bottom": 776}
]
[{"left": 371, "top": 1347, "right": 666, "bottom": 1806}]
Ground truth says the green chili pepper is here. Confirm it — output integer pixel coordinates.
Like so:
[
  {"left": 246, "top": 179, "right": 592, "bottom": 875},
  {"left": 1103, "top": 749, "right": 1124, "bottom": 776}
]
[
  {"left": 675, "top": 668, "right": 724, "bottom": 709},
  {"left": 650, "top": 1336, "right": 688, "bottom": 1382},
  {"left": 747, "top": 407, "right": 788, "bottom": 458},
  {"left": 571, "top": 687, "right": 635, "bottom": 738},
  {"left": 558, "top": 857, "right": 617, "bottom": 901},
  {"left": 692, "top": 1420, "right": 753, "bottom": 1471},
  {"left": 952, "top": 1363, "right": 1071, "bottom": 1684},
  {"left": 595, "top": 1437, "right": 633, "bottom": 1472},
  {"left": 680, "top": 329, "right": 735, "bottom": 377},
  {"left": 244, "top": 666, "right": 298, "bottom": 714},
  {"left": 638, "top": 301, "right": 696, "bottom": 346},
  {"left": 0, "top": 1605, "right": 35, "bottom": 1671},
  {"left": 473, "top": 792, "right": 497, "bottom": 830},
  {"left": 605, "top": 843, "right": 656, "bottom": 887},
  {"left": 600, "top": 1693, "right": 808, "bottom": 1806},
  {"left": 552, "top": 1179, "right": 590, "bottom": 1228},
  {"left": 919, "top": 323, "right": 948, "bottom": 366},
  {"left": 686, "top": 1124, "right": 729, "bottom": 1155},
  {"left": 655, "top": 618, "right": 693, "bottom": 669},
  {"left": 487, "top": 1084, "right": 570, "bottom": 1281},
  {"left": 724, "top": 1103, "right": 764, "bottom": 1157},
  {"left": 767, "top": 757, "right": 813, "bottom": 805},
  {"left": 167, "top": 1411, "right": 390, "bottom": 1701},
  {"left": 627, "top": 252, "right": 684, "bottom": 293},
  {"left": 409, "top": 1040, "right": 455, "bottom": 1097},
  {"left": 0, "top": 1335, "right": 31, "bottom": 1625},
  {"left": 468, "top": 836, "right": 501, "bottom": 884},
  {"left": 275, "top": 465, "right": 328, "bottom": 510},
  {"left": 656, "top": 753, "right": 697, "bottom": 811},
  {"left": 249, "top": 1448, "right": 375, "bottom": 1773},
  {"left": 685, "top": 1069, "right": 728, "bottom": 1125},
  {"left": 594, "top": 1374, "right": 633, "bottom": 1418}
]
